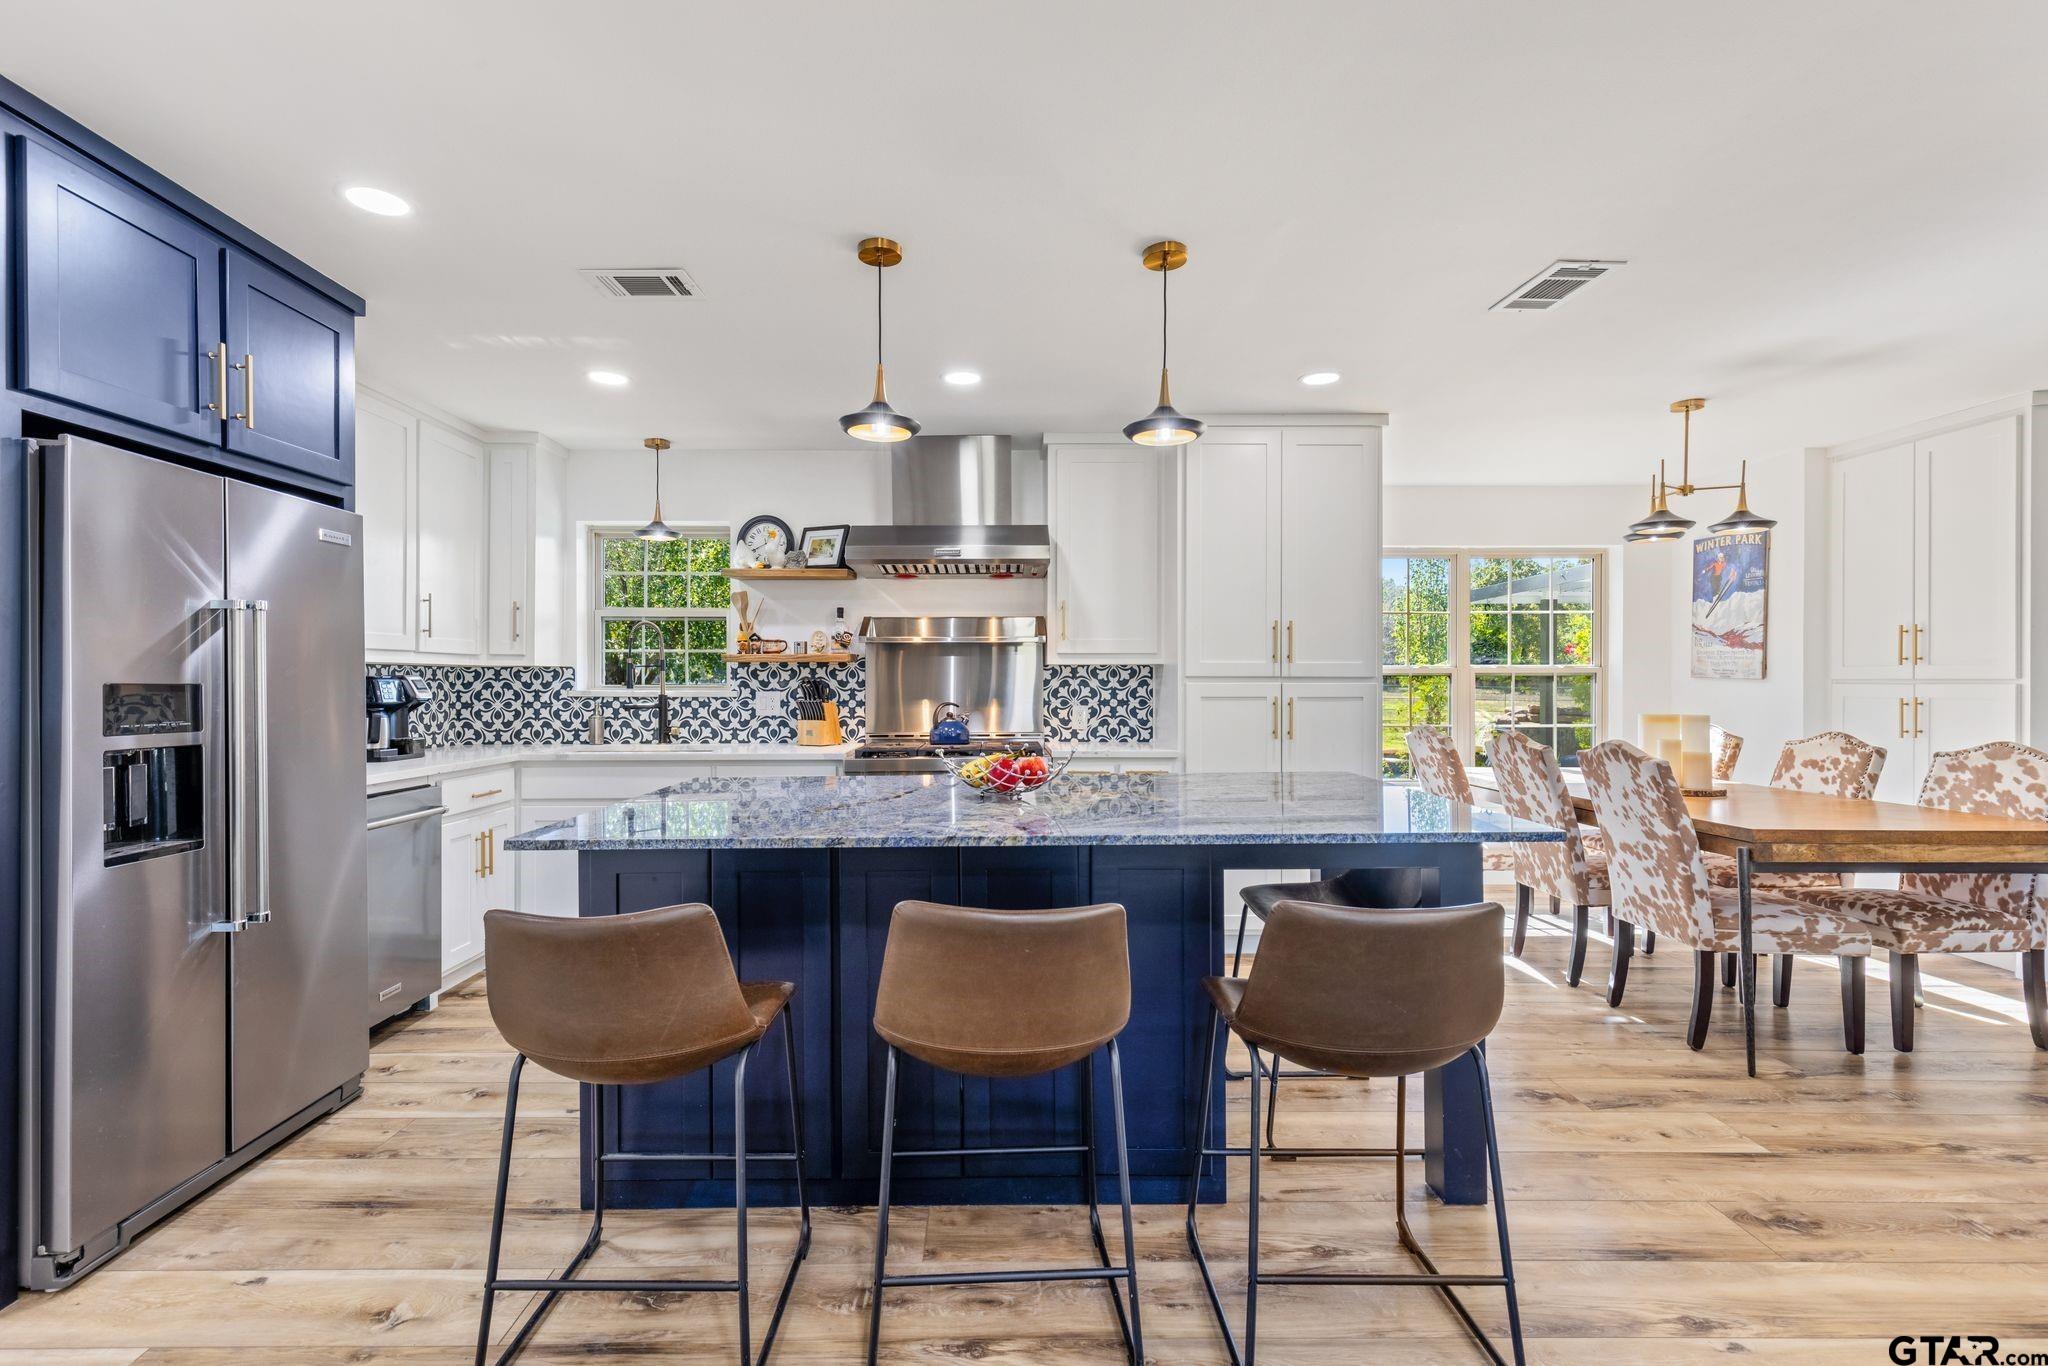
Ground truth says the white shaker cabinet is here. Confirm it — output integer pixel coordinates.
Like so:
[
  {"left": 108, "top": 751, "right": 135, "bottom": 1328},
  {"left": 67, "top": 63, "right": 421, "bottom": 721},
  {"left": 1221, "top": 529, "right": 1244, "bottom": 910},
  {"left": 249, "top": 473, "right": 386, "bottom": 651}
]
[
  {"left": 1185, "top": 682, "right": 1284, "bottom": 773},
  {"left": 1183, "top": 431, "right": 1282, "bottom": 676},
  {"left": 357, "top": 392, "right": 418, "bottom": 654},
  {"left": 1281, "top": 681, "right": 1380, "bottom": 776},
  {"left": 1046, "top": 441, "right": 1169, "bottom": 661},
  {"left": 1831, "top": 680, "right": 2021, "bottom": 806},
  {"left": 439, "top": 813, "right": 484, "bottom": 974},
  {"left": 1827, "top": 441, "right": 1916, "bottom": 682},
  {"left": 1914, "top": 418, "right": 2020, "bottom": 681},
  {"left": 1278, "top": 430, "right": 1380, "bottom": 677},
  {"left": 485, "top": 447, "right": 530, "bottom": 658},
  {"left": 415, "top": 421, "right": 485, "bottom": 657}
]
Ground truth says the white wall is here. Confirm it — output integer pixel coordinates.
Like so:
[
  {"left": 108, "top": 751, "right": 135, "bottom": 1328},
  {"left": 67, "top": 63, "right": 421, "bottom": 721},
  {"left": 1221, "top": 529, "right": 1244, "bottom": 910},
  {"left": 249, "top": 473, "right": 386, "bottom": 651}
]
[
  {"left": 1382, "top": 483, "right": 1678, "bottom": 740},
  {"left": 557, "top": 445, "right": 1048, "bottom": 681}
]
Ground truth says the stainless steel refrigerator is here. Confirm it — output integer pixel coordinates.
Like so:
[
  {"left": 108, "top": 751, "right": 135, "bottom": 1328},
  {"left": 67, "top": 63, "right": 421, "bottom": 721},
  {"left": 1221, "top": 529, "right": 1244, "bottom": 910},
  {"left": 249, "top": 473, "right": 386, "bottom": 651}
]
[{"left": 23, "top": 435, "right": 368, "bottom": 1288}]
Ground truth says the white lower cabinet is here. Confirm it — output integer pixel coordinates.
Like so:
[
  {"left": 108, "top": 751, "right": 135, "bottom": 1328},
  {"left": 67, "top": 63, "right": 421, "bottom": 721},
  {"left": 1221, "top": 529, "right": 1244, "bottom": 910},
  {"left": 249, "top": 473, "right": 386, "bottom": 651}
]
[
  {"left": 1830, "top": 680, "right": 2019, "bottom": 805},
  {"left": 441, "top": 801, "right": 513, "bottom": 977},
  {"left": 1187, "top": 683, "right": 1284, "bottom": 773},
  {"left": 1188, "top": 680, "right": 1377, "bottom": 775},
  {"left": 1281, "top": 681, "right": 1380, "bottom": 776}
]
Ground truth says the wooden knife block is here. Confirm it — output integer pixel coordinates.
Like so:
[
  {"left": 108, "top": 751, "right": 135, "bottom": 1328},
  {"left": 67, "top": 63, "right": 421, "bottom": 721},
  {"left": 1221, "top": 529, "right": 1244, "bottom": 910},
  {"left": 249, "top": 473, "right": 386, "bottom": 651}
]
[{"left": 797, "top": 701, "right": 842, "bottom": 747}]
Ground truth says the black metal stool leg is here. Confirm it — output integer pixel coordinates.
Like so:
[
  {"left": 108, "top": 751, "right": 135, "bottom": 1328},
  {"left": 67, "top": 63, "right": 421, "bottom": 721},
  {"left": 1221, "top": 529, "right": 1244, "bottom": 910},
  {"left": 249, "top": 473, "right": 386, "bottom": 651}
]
[
  {"left": 1107, "top": 1039, "right": 1145, "bottom": 1364},
  {"left": 474, "top": 1053, "right": 526, "bottom": 1365},
  {"left": 1083, "top": 1053, "right": 1136, "bottom": 1355},
  {"left": 1232, "top": 902, "right": 1251, "bottom": 976},
  {"left": 1245, "top": 1042, "right": 1264, "bottom": 1363},
  {"left": 866, "top": 1046, "right": 898, "bottom": 1366},
  {"left": 732, "top": 1047, "right": 752, "bottom": 1365},
  {"left": 751, "top": 1008, "right": 811, "bottom": 1364},
  {"left": 1185, "top": 1007, "right": 1242, "bottom": 1365}
]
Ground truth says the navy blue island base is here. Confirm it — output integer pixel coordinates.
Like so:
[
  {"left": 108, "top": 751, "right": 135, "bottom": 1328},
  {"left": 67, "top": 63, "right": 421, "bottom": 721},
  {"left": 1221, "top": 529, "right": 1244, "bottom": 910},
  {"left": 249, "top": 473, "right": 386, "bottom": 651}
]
[{"left": 502, "top": 771, "right": 1559, "bottom": 1212}]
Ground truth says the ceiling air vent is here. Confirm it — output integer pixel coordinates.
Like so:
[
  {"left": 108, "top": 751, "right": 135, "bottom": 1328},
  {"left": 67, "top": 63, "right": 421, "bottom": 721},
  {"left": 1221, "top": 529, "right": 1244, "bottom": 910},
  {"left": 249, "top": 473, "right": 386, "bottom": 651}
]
[
  {"left": 1489, "top": 259, "right": 1625, "bottom": 312},
  {"left": 580, "top": 267, "right": 702, "bottom": 299}
]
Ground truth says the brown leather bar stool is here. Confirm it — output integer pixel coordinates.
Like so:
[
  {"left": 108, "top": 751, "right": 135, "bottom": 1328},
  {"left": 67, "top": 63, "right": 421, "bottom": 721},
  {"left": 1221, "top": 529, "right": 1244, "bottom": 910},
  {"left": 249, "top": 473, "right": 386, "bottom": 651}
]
[
  {"left": 1228, "top": 867, "right": 1431, "bottom": 1150},
  {"left": 475, "top": 905, "right": 811, "bottom": 1366},
  {"left": 867, "top": 900, "right": 1142, "bottom": 1365},
  {"left": 1186, "top": 900, "right": 1525, "bottom": 1366}
]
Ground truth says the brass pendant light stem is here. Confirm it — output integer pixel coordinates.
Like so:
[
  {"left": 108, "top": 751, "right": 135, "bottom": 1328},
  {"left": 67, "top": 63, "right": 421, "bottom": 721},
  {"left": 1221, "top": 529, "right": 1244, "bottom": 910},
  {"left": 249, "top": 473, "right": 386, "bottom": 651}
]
[
  {"left": 1158, "top": 368, "right": 1172, "bottom": 407},
  {"left": 872, "top": 361, "right": 888, "bottom": 404}
]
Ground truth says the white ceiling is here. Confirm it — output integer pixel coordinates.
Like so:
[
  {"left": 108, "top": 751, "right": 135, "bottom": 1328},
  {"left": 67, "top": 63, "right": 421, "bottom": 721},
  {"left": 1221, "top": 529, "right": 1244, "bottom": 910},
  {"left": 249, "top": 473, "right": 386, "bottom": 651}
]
[{"left": 10, "top": 1, "right": 2048, "bottom": 481}]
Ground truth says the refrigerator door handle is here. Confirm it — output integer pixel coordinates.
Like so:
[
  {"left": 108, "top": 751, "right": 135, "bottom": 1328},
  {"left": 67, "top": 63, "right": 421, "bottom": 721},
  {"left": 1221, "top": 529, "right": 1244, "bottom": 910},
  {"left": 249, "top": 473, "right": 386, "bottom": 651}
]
[
  {"left": 248, "top": 600, "right": 272, "bottom": 925},
  {"left": 204, "top": 598, "right": 256, "bottom": 933}
]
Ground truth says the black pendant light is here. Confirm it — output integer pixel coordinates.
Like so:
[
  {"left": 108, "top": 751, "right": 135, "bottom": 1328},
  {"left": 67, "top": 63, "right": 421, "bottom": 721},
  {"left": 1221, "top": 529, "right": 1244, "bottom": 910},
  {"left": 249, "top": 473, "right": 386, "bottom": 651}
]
[
  {"left": 1625, "top": 462, "right": 1694, "bottom": 541},
  {"left": 1707, "top": 460, "right": 1778, "bottom": 533},
  {"left": 839, "top": 237, "right": 920, "bottom": 443},
  {"left": 634, "top": 436, "right": 679, "bottom": 541},
  {"left": 1123, "top": 239, "right": 1204, "bottom": 447}
]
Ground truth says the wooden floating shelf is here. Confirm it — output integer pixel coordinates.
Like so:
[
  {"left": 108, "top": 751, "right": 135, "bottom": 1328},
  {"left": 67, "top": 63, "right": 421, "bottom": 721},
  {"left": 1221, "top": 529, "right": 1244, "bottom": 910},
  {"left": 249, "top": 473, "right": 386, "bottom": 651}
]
[
  {"left": 722, "top": 567, "right": 856, "bottom": 581},
  {"left": 723, "top": 652, "right": 856, "bottom": 665}
]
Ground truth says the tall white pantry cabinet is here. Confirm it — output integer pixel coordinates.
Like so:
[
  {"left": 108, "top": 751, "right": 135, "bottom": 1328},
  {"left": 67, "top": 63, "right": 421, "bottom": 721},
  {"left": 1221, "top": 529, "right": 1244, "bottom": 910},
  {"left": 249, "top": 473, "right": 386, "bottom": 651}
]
[
  {"left": 1825, "top": 408, "right": 2028, "bottom": 807},
  {"left": 1182, "top": 422, "right": 1384, "bottom": 778}
]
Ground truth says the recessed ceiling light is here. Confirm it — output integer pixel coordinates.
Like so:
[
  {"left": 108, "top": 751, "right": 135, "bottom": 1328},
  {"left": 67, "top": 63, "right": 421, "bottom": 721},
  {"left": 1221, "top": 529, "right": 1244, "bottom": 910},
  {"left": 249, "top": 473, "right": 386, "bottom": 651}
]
[
  {"left": 342, "top": 186, "right": 411, "bottom": 217},
  {"left": 1299, "top": 371, "right": 1341, "bottom": 386},
  {"left": 942, "top": 370, "right": 982, "bottom": 386},
  {"left": 587, "top": 370, "right": 630, "bottom": 387}
]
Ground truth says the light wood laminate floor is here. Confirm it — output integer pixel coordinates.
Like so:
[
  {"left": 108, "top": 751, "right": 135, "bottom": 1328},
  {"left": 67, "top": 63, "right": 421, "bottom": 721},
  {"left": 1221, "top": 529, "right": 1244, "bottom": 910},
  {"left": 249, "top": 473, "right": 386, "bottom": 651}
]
[{"left": 3, "top": 919, "right": 2046, "bottom": 1363}]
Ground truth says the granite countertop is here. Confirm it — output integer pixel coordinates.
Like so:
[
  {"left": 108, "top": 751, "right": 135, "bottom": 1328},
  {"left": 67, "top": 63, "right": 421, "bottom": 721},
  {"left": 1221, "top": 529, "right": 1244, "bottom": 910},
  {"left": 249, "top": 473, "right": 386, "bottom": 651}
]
[
  {"left": 504, "top": 771, "right": 1562, "bottom": 851},
  {"left": 366, "top": 741, "right": 1183, "bottom": 794}
]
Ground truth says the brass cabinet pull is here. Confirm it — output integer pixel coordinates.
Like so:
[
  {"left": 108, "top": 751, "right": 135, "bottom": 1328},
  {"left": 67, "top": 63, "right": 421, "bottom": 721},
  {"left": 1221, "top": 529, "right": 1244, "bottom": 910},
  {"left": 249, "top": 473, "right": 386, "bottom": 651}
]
[
  {"left": 1287, "top": 620, "right": 1295, "bottom": 664},
  {"left": 1059, "top": 601, "right": 1068, "bottom": 642},
  {"left": 1912, "top": 623, "right": 1924, "bottom": 665},
  {"left": 206, "top": 343, "right": 229, "bottom": 417},
  {"left": 469, "top": 787, "right": 504, "bottom": 801},
  {"left": 230, "top": 353, "right": 255, "bottom": 428},
  {"left": 1898, "top": 697, "right": 1908, "bottom": 739},
  {"left": 1913, "top": 696, "right": 1924, "bottom": 738},
  {"left": 487, "top": 829, "right": 497, "bottom": 877},
  {"left": 1270, "top": 698, "right": 1279, "bottom": 739},
  {"left": 422, "top": 593, "right": 434, "bottom": 637},
  {"left": 1271, "top": 620, "right": 1279, "bottom": 664},
  {"left": 474, "top": 831, "right": 485, "bottom": 879},
  {"left": 1897, "top": 624, "right": 1908, "bottom": 666},
  {"left": 1287, "top": 697, "right": 1295, "bottom": 741}
]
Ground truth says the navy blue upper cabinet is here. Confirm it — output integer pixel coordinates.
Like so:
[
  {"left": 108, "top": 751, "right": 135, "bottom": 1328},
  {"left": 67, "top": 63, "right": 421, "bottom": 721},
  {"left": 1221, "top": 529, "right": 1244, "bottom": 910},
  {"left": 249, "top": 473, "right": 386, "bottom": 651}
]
[
  {"left": 223, "top": 252, "right": 354, "bottom": 482},
  {"left": 14, "top": 138, "right": 225, "bottom": 443}
]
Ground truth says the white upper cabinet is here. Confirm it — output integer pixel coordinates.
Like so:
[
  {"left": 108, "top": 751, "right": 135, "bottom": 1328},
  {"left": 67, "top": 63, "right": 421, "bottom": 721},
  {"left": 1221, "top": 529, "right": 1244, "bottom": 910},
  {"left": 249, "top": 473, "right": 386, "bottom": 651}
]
[
  {"left": 357, "top": 393, "right": 417, "bottom": 654},
  {"left": 1915, "top": 416, "right": 2020, "bottom": 680},
  {"left": 485, "top": 447, "right": 530, "bottom": 658},
  {"left": 415, "top": 421, "right": 485, "bottom": 657},
  {"left": 1183, "top": 431, "right": 1282, "bottom": 676},
  {"left": 1047, "top": 441, "right": 1169, "bottom": 661},
  {"left": 1184, "top": 423, "right": 1382, "bottom": 680},
  {"left": 1828, "top": 442, "right": 1915, "bottom": 681},
  {"left": 1829, "top": 417, "right": 2021, "bottom": 685},
  {"left": 1279, "top": 430, "right": 1380, "bottom": 677}
]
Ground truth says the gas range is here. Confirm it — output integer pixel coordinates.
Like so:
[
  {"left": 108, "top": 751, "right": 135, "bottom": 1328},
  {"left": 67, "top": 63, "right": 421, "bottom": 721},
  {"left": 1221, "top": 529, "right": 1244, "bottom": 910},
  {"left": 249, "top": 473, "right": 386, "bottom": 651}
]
[{"left": 843, "top": 736, "right": 1047, "bottom": 775}]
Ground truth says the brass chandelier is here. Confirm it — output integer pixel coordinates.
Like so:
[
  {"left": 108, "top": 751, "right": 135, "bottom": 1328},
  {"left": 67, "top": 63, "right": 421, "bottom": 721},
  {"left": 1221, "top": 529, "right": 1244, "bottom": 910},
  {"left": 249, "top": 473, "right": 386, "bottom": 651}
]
[{"left": 1625, "top": 397, "right": 1775, "bottom": 542}]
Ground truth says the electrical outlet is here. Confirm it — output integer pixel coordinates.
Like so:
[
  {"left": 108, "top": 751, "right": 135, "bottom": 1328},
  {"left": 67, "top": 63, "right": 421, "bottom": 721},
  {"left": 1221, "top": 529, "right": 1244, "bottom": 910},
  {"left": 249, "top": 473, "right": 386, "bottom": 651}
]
[
  {"left": 1072, "top": 701, "right": 1093, "bottom": 737},
  {"left": 753, "top": 689, "right": 786, "bottom": 718}
]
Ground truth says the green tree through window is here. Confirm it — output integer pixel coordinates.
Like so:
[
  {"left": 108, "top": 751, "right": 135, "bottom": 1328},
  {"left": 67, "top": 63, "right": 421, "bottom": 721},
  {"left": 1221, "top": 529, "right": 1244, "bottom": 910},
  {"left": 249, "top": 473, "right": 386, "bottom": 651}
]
[{"left": 595, "top": 532, "right": 732, "bottom": 686}]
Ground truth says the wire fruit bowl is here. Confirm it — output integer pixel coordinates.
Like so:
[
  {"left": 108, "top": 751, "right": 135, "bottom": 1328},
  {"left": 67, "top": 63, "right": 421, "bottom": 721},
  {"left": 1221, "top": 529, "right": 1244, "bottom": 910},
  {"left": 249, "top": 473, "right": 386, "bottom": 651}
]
[{"left": 938, "top": 747, "right": 1074, "bottom": 799}]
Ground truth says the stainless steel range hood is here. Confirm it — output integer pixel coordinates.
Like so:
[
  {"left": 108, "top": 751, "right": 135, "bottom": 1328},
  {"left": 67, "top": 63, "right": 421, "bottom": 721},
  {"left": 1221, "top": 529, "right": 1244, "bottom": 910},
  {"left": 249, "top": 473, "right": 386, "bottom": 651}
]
[{"left": 845, "top": 435, "right": 1051, "bottom": 578}]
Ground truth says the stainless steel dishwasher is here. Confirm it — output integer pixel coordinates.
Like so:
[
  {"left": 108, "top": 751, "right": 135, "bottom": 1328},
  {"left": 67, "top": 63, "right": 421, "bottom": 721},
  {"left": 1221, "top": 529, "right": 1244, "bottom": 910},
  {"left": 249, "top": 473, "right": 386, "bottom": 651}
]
[{"left": 366, "top": 782, "right": 445, "bottom": 1026}]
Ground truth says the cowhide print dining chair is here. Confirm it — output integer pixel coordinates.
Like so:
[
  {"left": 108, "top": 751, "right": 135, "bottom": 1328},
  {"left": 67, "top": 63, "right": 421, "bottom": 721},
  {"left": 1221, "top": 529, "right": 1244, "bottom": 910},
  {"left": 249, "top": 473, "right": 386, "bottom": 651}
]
[
  {"left": 1491, "top": 730, "right": 1611, "bottom": 988},
  {"left": 1405, "top": 725, "right": 1517, "bottom": 879},
  {"left": 1701, "top": 731, "right": 1888, "bottom": 1006},
  {"left": 1580, "top": 739, "right": 1876, "bottom": 1055},
  {"left": 1710, "top": 726, "right": 1744, "bottom": 784},
  {"left": 1783, "top": 741, "right": 2048, "bottom": 1053}
]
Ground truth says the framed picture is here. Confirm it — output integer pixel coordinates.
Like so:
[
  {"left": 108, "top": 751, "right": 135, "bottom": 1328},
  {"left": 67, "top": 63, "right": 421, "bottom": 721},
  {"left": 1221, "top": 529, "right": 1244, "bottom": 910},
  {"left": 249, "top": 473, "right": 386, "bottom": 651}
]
[
  {"left": 798, "top": 524, "right": 849, "bottom": 569},
  {"left": 1691, "top": 530, "right": 1769, "bottom": 680}
]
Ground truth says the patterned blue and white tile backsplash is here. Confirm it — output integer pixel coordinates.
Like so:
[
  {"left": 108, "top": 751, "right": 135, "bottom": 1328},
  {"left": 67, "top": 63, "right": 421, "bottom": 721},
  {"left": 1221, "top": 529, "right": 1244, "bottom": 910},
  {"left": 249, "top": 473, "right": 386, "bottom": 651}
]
[{"left": 372, "top": 661, "right": 1154, "bottom": 747}]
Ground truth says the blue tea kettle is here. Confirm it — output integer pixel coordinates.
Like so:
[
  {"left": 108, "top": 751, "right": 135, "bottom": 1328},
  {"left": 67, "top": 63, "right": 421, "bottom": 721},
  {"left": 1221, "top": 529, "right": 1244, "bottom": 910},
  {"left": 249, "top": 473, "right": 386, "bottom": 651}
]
[{"left": 929, "top": 701, "right": 971, "bottom": 747}]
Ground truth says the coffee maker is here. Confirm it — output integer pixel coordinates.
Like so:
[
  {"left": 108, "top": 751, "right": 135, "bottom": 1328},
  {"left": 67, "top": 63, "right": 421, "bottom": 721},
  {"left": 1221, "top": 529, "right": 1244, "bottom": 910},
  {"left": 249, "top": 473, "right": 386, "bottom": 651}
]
[{"left": 365, "top": 672, "right": 431, "bottom": 762}]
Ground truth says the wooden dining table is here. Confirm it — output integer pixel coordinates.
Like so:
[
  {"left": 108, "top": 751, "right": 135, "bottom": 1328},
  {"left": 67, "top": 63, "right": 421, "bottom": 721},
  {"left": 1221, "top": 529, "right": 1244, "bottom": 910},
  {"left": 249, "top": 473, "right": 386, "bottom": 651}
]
[{"left": 1464, "top": 770, "right": 2048, "bottom": 1074}]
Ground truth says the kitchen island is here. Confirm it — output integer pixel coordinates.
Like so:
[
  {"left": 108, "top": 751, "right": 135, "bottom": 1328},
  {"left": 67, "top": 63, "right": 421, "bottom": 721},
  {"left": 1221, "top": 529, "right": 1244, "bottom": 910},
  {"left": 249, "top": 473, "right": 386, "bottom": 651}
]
[{"left": 505, "top": 770, "right": 1558, "bottom": 1209}]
